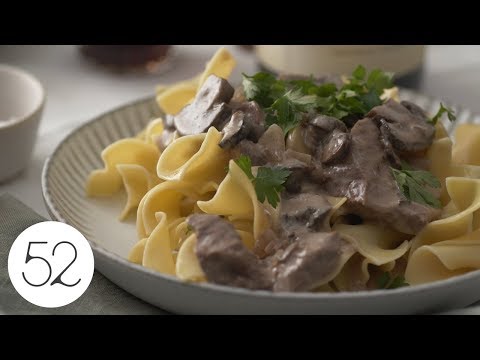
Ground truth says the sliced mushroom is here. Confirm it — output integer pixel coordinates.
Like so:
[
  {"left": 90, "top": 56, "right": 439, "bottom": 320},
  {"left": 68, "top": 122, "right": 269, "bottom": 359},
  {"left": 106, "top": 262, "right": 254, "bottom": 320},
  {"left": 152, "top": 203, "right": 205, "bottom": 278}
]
[
  {"left": 231, "top": 124, "right": 285, "bottom": 166},
  {"left": 303, "top": 115, "right": 347, "bottom": 154},
  {"left": 173, "top": 75, "right": 234, "bottom": 136},
  {"left": 277, "top": 149, "right": 312, "bottom": 193},
  {"left": 378, "top": 121, "right": 402, "bottom": 168},
  {"left": 163, "top": 114, "right": 176, "bottom": 129},
  {"left": 321, "top": 130, "right": 350, "bottom": 165},
  {"left": 154, "top": 129, "right": 179, "bottom": 152},
  {"left": 219, "top": 101, "right": 266, "bottom": 149},
  {"left": 219, "top": 111, "right": 246, "bottom": 149}
]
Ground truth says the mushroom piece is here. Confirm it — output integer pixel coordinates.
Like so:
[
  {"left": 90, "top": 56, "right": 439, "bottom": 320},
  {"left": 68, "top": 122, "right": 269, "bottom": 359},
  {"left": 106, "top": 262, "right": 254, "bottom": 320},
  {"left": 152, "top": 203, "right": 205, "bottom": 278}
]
[
  {"left": 173, "top": 75, "right": 234, "bottom": 136},
  {"left": 219, "top": 101, "right": 266, "bottom": 149},
  {"left": 219, "top": 111, "right": 246, "bottom": 149},
  {"left": 231, "top": 124, "right": 285, "bottom": 166},
  {"left": 321, "top": 130, "right": 351, "bottom": 165},
  {"left": 154, "top": 128, "right": 179, "bottom": 152},
  {"left": 303, "top": 115, "right": 347, "bottom": 153}
]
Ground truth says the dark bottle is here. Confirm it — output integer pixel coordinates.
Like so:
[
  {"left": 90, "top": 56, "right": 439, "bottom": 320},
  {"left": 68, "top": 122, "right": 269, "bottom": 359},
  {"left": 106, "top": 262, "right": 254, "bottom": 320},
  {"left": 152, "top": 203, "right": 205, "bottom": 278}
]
[
  {"left": 79, "top": 45, "right": 172, "bottom": 73},
  {"left": 255, "top": 45, "right": 425, "bottom": 89}
]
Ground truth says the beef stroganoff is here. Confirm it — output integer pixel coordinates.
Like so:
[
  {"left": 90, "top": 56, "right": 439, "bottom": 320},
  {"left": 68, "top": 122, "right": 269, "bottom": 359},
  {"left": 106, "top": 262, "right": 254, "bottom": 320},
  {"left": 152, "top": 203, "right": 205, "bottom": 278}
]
[{"left": 86, "top": 48, "right": 480, "bottom": 292}]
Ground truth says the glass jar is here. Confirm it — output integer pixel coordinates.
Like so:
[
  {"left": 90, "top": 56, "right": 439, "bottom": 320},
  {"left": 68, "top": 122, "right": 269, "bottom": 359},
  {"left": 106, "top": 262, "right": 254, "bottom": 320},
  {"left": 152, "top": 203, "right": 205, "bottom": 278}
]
[
  {"left": 79, "top": 45, "right": 173, "bottom": 74},
  {"left": 255, "top": 45, "right": 425, "bottom": 89}
]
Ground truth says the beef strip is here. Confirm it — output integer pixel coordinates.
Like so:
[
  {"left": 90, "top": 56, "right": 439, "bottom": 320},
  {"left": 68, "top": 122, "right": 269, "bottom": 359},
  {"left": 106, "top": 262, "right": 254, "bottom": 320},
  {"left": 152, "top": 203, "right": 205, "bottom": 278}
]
[
  {"left": 318, "top": 118, "right": 441, "bottom": 234},
  {"left": 189, "top": 213, "right": 354, "bottom": 292},
  {"left": 272, "top": 191, "right": 355, "bottom": 292},
  {"left": 189, "top": 214, "right": 273, "bottom": 290},
  {"left": 367, "top": 99, "right": 435, "bottom": 153},
  {"left": 173, "top": 75, "right": 234, "bottom": 136},
  {"left": 280, "top": 193, "right": 332, "bottom": 234},
  {"left": 272, "top": 232, "right": 354, "bottom": 292}
]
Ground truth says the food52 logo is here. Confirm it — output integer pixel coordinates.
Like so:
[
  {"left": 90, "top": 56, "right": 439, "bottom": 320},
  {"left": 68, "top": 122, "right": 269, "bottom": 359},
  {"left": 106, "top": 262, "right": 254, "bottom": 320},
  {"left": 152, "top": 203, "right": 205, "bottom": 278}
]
[{"left": 8, "top": 221, "right": 94, "bottom": 308}]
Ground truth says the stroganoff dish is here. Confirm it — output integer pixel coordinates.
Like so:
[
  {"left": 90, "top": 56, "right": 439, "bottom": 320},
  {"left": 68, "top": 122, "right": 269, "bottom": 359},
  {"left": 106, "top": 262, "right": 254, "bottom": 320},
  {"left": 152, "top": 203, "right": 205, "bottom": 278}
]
[{"left": 86, "top": 48, "right": 480, "bottom": 292}]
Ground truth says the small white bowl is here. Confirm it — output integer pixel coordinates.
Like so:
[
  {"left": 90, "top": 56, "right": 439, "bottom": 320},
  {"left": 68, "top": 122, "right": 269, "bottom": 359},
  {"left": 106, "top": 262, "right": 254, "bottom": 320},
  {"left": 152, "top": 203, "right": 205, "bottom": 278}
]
[{"left": 0, "top": 64, "right": 45, "bottom": 183}]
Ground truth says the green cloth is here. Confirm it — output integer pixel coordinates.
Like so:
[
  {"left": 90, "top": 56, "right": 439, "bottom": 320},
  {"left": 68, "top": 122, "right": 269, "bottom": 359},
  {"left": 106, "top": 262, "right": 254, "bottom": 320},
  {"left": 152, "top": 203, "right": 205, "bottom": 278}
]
[{"left": 0, "top": 193, "right": 166, "bottom": 315}]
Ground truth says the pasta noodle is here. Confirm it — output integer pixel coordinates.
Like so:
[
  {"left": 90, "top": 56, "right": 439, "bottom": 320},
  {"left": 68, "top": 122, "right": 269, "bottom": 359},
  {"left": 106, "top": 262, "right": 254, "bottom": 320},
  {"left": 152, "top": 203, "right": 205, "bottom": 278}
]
[
  {"left": 175, "top": 234, "right": 206, "bottom": 282},
  {"left": 197, "top": 160, "right": 271, "bottom": 239},
  {"left": 405, "top": 230, "right": 480, "bottom": 285},
  {"left": 156, "top": 127, "right": 229, "bottom": 184},
  {"left": 116, "top": 164, "right": 161, "bottom": 220},
  {"left": 141, "top": 212, "right": 176, "bottom": 275},
  {"left": 86, "top": 139, "right": 159, "bottom": 197},
  {"left": 452, "top": 124, "right": 480, "bottom": 165}
]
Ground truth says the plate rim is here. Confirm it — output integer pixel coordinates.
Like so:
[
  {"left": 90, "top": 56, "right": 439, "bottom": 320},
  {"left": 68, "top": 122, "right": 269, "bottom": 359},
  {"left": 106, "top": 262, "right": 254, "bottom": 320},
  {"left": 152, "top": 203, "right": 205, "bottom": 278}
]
[{"left": 41, "top": 91, "right": 480, "bottom": 302}]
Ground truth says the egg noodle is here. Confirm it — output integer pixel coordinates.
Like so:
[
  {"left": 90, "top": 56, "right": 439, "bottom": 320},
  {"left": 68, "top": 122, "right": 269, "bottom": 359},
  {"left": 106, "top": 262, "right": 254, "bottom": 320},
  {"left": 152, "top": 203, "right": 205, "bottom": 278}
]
[{"left": 86, "top": 48, "right": 480, "bottom": 291}]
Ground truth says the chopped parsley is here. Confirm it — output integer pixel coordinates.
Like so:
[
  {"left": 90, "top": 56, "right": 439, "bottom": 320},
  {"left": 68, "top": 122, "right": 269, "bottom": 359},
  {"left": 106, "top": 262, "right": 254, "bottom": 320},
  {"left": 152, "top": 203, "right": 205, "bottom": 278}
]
[
  {"left": 242, "top": 65, "right": 395, "bottom": 134},
  {"left": 391, "top": 164, "right": 442, "bottom": 209},
  {"left": 377, "top": 272, "right": 409, "bottom": 289},
  {"left": 234, "top": 155, "right": 291, "bottom": 208},
  {"left": 429, "top": 103, "right": 457, "bottom": 125}
]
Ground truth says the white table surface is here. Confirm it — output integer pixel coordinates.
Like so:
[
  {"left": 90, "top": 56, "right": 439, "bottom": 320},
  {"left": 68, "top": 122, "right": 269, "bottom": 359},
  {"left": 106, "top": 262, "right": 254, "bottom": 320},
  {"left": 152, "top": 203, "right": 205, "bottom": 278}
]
[{"left": 1, "top": 45, "right": 479, "bottom": 314}]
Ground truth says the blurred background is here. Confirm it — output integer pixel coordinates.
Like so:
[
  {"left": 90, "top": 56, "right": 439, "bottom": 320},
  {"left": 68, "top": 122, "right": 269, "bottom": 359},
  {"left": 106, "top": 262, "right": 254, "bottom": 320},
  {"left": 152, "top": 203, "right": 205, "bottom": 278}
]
[{"left": 0, "top": 45, "right": 479, "bottom": 216}]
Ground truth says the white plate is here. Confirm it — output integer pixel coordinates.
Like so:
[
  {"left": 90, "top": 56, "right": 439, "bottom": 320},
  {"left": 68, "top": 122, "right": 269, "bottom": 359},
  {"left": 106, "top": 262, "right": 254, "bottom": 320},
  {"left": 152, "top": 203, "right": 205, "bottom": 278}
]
[{"left": 41, "top": 92, "right": 480, "bottom": 314}]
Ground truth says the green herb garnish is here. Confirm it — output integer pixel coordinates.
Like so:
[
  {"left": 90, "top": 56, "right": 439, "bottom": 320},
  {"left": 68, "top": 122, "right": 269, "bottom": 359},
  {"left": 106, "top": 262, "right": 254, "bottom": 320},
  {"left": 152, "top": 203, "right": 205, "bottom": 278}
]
[
  {"left": 234, "top": 155, "right": 291, "bottom": 208},
  {"left": 377, "top": 272, "right": 409, "bottom": 289},
  {"left": 242, "top": 72, "right": 286, "bottom": 108},
  {"left": 234, "top": 154, "right": 254, "bottom": 179},
  {"left": 391, "top": 165, "right": 441, "bottom": 208},
  {"left": 185, "top": 224, "right": 193, "bottom": 236},
  {"left": 265, "top": 89, "right": 317, "bottom": 134},
  {"left": 429, "top": 103, "right": 457, "bottom": 125},
  {"left": 242, "top": 65, "right": 395, "bottom": 133}
]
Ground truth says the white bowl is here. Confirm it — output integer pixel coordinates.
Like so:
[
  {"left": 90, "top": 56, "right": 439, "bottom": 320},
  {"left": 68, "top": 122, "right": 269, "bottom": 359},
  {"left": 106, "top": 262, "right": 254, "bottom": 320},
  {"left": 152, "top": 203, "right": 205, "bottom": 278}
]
[{"left": 0, "top": 64, "right": 45, "bottom": 183}]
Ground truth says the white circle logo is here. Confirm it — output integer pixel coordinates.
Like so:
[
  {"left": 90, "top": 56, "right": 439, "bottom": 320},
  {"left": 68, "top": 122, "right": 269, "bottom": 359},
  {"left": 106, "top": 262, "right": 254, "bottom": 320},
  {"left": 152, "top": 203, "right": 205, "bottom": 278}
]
[{"left": 8, "top": 221, "right": 94, "bottom": 308}]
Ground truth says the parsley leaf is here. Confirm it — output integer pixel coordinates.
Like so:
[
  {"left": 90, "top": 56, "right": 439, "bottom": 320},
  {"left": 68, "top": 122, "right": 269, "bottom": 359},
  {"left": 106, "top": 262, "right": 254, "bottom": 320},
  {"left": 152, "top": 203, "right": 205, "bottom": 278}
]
[
  {"left": 185, "top": 224, "right": 193, "bottom": 236},
  {"left": 242, "top": 65, "right": 395, "bottom": 130},
  {"left": 266, "top": 89, "right": 316, "bottom": 134},
  {"left": 254, "top": 167, "right": 292, "bottom": 208},
  {"left": 388, "top": 275, "right": 409, "bottom": 289},
  {"left": 429, "top": 103, "right": 457, "bottom": 125},
  {"left": 234, "top": 154, "right": 254, "bottom": 180},
  {"left": 377, "top": 272, "right": 409, "bottom": 289},
  {"left": 234, "top": 155, "right": 291, "bottom": 208},
  {"left": 352, "top": 64, "right": 366, "bottom": 80},
  {"left": 242, "top": 72, "right": 285, "bottom": 108},
  {"left": 366, "top": 68, "right": 394, "bottom": 94},
  {"left": 289, "top": 78, "right": 338, "bottom": 97},
  {"left": 391, "top": 166, "right": 442, "bottom": 208}
]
